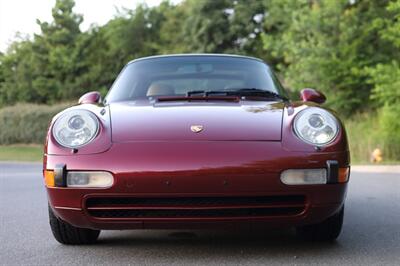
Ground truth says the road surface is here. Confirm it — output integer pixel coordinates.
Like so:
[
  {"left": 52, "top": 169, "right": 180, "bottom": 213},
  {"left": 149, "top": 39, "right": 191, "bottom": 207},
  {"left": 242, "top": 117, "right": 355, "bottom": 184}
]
[{"left": 0, "top": 162, "right": 399, "bottom": 265}]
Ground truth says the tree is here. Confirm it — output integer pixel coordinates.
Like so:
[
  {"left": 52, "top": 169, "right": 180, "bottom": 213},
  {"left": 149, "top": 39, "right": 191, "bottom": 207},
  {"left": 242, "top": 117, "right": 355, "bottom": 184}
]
[
  {"left": 34, "top": 0, "right": 84, "bottom": 101},
  {"left": 171, "top": 0, "right": 266, "bottom": 57},
  {"left": 367, "top": 0, "right": 400, "bottom": 105},
  {"left": 367, "top": 0, "right": 400, "bottom": 159},
  {"left": 261, "top": 0, "right": 395, "bottom": 114},
  {"left": 74, "top": 3, "right": 170, "bottom": 95},
  {"left": 0, "top": 40, "right": 39, "bottom": 105},
  {"left": 1, "top": 0, "right": 398, "bottom": 114},
  {"left": 0, "top": 0, "right": 84, "bottom": 106}
]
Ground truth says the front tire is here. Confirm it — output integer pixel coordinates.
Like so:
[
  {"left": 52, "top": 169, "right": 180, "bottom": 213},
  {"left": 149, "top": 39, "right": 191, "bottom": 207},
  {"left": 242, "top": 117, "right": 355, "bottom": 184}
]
[
  {"left": 296, "top": 205, "right": 344, "bottom": 242},
  {"left": 48, "top": 205, "right": 100, "bottom": 245}
]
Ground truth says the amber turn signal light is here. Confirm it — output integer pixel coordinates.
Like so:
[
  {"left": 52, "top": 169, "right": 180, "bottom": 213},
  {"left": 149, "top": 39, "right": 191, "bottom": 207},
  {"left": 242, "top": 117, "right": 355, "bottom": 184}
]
[
  {"left": 44, "top": 170, "right": 55, "bottom": 187},
  {"left": 338, "top": 167, "right": 350, "bottom": 183}
]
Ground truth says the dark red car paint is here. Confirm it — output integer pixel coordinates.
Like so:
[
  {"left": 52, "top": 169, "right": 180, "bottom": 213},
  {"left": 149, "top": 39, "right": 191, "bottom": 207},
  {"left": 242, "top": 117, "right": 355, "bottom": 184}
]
[
  {"left": 110, "top": 101, "right": 283, "bottom": 142},
  {"left": 44, "top": 96, "right": 350, "bottom": 230}
]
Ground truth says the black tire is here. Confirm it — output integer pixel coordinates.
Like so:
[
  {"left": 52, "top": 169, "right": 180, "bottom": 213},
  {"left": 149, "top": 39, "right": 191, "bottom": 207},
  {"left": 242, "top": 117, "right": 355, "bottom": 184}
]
[
  {"left": 48, "top": 205, "right": 100, "bottom": 245},
  {"left": 296, "top": 205, "right": 344, "bottom": 242}
]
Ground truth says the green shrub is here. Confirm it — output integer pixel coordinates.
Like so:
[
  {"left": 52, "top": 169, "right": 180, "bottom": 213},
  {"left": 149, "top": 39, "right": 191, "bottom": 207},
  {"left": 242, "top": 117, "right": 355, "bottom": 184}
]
[
  {"left": 380, "top": 104, "right": 400, "bottom": 160},
  {"left": 345, "top": 113, "right": 381, "bottom": 164},
  {"left": 0, "top": 103, "right": 72, "bottom": 144},
  {"left": 345, "top": 109, "right": 400, "bottom": 164}
]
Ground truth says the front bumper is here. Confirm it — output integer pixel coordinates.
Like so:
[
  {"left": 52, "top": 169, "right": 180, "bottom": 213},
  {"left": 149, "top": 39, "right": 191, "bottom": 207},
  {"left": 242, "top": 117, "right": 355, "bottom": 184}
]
[{"left": 44, "top": 141, "right": 349, "bottom": 230}]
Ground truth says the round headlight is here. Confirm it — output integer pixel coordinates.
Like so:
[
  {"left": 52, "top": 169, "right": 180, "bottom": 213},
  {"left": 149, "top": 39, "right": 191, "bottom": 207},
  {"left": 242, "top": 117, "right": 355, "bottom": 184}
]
[
  {"left": 294, "top": 107, "right": 339, "bottom": 145},
  {"left": 52, "top": 110, "right": 99, "bottom": 148}
]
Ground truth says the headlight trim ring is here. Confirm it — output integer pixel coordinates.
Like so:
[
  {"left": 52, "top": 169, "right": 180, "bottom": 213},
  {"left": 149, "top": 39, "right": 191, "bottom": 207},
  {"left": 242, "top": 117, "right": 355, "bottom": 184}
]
[
  {"left": 52, "top": 109, "right": 100, "bottom": 149},
  {"left": 293, "top": 107, "right": 339, "bottom": 146}
]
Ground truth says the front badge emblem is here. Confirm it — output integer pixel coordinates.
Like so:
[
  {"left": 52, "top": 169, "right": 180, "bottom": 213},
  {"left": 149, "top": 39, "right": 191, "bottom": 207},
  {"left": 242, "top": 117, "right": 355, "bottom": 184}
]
[{"left": 190, "top": 125, "right": 203, "bottom": 133}]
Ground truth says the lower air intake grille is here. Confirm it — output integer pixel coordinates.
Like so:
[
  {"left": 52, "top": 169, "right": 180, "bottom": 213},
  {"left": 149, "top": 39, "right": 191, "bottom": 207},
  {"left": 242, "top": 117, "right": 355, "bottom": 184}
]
[{"left": 86, "top": 195, "right": 306, "bottom": 219}]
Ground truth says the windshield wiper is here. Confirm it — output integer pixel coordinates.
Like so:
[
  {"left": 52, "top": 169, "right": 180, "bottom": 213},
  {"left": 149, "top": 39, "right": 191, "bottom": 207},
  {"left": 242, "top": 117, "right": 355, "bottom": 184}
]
[
  {"left": 157, "top": 94, "right": 239, "bottom": 102},
  {"left": 225, "top": 88, "right": 289, "bottom": 101},
  {"left": 164, "top": 88, "right": 288, "bottom": 102},
  {"left": 187, "top": 90, "right": 231, "bottom": 97},
  {"left": 187, "top": 90, "right": 206, "bottom": 96},
  {"left": 203, "top": 88, "right": 289, "bottom": 101}
]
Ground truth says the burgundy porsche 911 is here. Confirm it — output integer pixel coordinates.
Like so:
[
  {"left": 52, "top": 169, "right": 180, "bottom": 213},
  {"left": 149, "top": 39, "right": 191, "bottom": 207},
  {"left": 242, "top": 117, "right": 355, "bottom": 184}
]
[{"left": 43, "top": 54, "right": 350, "bottom": 244}]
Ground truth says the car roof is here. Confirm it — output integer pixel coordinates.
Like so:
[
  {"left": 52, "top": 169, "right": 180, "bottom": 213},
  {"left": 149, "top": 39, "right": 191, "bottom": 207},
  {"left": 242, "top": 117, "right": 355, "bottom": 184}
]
[{"left": 126, "top": 54, "right": 265, "bottom": 65}]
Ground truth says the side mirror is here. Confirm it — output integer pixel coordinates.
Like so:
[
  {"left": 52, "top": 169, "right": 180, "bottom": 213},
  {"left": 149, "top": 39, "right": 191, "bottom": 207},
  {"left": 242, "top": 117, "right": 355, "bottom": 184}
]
[
  {"left": 300, "top": 88, "right": 326, "bottom": 104},
  {"left": 78, "top": 91, "right": 101, "bottom": 105}
]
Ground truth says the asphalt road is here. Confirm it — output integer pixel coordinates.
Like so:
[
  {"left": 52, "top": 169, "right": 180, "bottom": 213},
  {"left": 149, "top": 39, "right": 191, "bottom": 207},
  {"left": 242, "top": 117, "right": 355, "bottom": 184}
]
[{"left": 0, "top": 162, "right": 399, "bottom": 265}]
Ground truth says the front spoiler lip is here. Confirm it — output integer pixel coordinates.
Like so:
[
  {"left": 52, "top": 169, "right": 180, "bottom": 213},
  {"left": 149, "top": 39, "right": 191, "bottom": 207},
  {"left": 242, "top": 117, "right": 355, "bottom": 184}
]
[
  {"left": 49, "top": 188, "right": 345, "bottom": 227},
  {"left": 50, "top": 202, "right": 343, "bottom": 230}
]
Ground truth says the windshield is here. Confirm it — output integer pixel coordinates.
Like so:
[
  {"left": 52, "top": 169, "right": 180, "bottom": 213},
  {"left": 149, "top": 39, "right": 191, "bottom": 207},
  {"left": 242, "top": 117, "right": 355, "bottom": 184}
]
[{"left": 105, "top": 55, "right": 288, "bottom": 103}]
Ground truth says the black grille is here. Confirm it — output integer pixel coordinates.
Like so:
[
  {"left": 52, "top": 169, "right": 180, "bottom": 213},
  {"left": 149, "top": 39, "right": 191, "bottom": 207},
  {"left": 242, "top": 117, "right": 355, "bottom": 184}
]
[
  {"left": 88, "top": 207, "right": 304, "bottom": 218},
  {"left": 87, "top": 195, "right": 305, "bottom": 207},
  {"left": 86, "top": 195, "right": 306, "bottom": 219}
]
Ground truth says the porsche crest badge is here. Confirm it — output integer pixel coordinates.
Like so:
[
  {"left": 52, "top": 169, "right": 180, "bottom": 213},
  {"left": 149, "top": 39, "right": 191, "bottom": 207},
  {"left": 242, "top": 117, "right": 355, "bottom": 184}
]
[{"left": 190, "top": 125, "right": 203, "bottom": 133}]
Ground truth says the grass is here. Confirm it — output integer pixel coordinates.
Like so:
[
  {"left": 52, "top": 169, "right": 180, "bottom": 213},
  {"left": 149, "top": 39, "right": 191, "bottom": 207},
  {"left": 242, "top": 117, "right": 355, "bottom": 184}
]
[
  {"left": 345, "top": 113, "right": 379, "bottom": 164},
  {"left": 0, "top": 145, "right": 43, "bottom": 162},
  {"left": 344, "top": 112, "right": 399, "bottom": 165}
]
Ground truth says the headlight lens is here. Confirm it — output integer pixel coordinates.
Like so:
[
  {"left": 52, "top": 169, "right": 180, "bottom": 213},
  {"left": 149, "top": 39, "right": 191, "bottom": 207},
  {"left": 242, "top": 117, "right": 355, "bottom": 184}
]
[
  {"left": 294, "top": 107, "right": 339, "bottom": 145},
  {"left": 53, "top": 110, "right": 99, "bottom": 148}
]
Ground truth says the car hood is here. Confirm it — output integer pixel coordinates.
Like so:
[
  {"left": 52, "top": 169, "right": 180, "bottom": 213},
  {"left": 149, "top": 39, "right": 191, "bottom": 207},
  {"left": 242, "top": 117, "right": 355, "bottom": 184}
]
[{"left": 109, "top": 100, "right": 284, "bottom": 142}]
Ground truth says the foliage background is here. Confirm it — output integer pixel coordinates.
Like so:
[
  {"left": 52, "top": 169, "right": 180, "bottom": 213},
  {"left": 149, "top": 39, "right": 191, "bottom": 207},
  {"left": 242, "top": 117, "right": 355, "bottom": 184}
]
[{"left": 0, "top": 0, "right": 399, "bottom": 162}]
